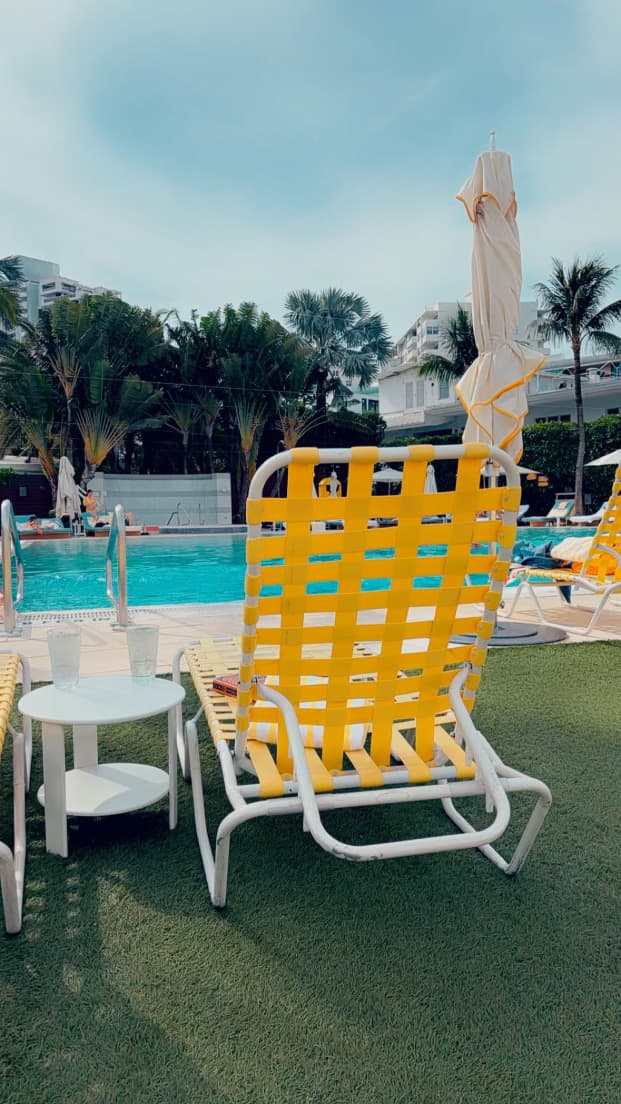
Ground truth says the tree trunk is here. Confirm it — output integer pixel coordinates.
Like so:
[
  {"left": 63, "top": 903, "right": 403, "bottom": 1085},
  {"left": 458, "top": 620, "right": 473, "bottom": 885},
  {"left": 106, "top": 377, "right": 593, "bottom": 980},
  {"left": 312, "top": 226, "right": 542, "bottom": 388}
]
[
  {"left": 573, "top": 342, "right": 586, "bottom": 514},
  {"left": 81, "top": 461, "right": 97, "bottom": 489},
  {"left": 182, "top": 431, "right": 189, "bottom": 475},
  {"left": 66, "top": 397, "right": 73, "bottom": 462},
  {"left": 124, "top": 432, "right": 135, "bottom": 474},
  {"left": 206, "top": 425, "right": 214, "bottom": 474},
  {"left": 315, "top": 369, "right": 328, "bottom": 417}
]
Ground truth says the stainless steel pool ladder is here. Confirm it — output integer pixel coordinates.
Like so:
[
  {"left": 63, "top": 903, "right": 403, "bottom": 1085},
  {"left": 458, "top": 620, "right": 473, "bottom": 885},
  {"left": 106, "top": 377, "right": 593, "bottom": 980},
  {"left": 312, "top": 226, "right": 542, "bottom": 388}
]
[
  {"left": 105, "top": 505, "right": 129, "bottom": 629},
  {"left": 0, "top": 500, "right": 25, "bottom": 637},
  {"left": 166, "top": 502, "right": 192, "bottom": 526}
]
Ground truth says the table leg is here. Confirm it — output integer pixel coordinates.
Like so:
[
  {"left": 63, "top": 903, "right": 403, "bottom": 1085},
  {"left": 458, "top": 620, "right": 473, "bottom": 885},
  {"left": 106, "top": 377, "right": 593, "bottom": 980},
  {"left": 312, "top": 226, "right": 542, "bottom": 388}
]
[
  {"left": 73, "top": 724, "right": 98, "bottom": 769},
  {"left": 41, "top": 722, "right": 68, "bottom": 857},
  {"left": 168, "top": 707, "right": 177, "bottom": 830}
]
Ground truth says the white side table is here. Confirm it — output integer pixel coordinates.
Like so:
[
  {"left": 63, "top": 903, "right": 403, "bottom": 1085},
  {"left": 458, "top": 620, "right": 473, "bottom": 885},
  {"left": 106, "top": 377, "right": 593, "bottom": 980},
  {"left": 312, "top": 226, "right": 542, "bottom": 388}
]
[{"left": 19, "top": 676, "right": 186, "bottom": 858}]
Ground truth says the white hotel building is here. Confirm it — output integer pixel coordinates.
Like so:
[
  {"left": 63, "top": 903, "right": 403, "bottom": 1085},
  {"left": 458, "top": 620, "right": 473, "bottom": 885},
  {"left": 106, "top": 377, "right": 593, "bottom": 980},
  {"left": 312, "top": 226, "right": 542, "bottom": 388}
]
[
  {"left": 5, "top": 256, "right": 121, "bottom": 330},
  {"left": 379, "top": 299, "right": 621, "bottom": 437}
]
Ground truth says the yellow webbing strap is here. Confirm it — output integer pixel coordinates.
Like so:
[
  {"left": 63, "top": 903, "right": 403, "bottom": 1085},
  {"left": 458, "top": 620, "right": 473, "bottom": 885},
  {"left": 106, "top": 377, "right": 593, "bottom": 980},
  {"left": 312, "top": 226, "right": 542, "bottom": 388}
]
[
  {"left": 246, "top": 740, "right": 285, "bottom": 798},
  {"left": 434, "top": 728, "right": 476, "bottom": 779},
  {"left": 0, "top": 653, "right": 19, "bottom": 761},
  {"left": 303, "top": 748, "right": 334, "bottom": 793},
  {"left": 346, "top": 747, "right": 385, "bottom": 788},
  {"left": 390, "top": 732, "right": 433, "bottom": 782}
]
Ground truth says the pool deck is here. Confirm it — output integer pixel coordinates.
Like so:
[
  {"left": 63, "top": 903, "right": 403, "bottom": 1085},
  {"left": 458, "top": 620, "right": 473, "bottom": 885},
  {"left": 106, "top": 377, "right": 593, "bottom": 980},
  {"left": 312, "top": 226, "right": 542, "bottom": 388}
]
[{"left": 3, "top": 589, "right": 620, "bottom": 681}]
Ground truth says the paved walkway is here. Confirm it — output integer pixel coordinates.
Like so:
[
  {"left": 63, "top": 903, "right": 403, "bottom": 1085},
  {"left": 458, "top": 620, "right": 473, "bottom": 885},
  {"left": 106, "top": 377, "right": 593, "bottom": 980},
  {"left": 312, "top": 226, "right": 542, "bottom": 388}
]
[{"left": 4, "top": 588, "right": 620, "bottom": 682}]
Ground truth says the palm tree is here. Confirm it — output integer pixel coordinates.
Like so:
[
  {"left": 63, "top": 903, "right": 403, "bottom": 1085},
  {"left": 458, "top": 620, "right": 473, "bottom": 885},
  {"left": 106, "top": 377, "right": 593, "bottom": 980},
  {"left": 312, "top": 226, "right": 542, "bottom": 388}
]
[
  {"left": 417, "top": 305, "right": 478, "bottom": 387},
  {"left": 0, "top": 344, "right": 61, "bottom": 495},
  {"left": 164, "top": 401, "right": 202, "bottom": 474},
  {"left": 199, "top": 394, "right": 223, "bottom": 474},
  {"left": 276, "top": 360, "right": 324, "bottom": 449},
  {"left": 231, "top": 391, "right": 268, "bottom": 512},
  {"left": 0, "top": 257, "right": 23, "bottom": 336},
  {"left": 532, "top": 258, "right": 621, "bottom": 512},
  {"left": 76, "top": 408, "right": 128, "bottom": 486},
  {"left": 284, "top": 288, "right": 391, "bottom": 416}
]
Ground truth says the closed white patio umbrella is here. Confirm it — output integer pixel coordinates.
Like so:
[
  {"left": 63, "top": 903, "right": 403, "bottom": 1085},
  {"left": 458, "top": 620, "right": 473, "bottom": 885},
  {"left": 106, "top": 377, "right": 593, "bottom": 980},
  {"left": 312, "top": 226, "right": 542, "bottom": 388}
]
[
  {"left": 455, "top": 139, "right": 546, "bottom": 461},
  {"left": 424, "top": 463, "right": 437, "bottom": 493},
  {"left": 55, "top": 456, "right": 82, "bottom": 519}
]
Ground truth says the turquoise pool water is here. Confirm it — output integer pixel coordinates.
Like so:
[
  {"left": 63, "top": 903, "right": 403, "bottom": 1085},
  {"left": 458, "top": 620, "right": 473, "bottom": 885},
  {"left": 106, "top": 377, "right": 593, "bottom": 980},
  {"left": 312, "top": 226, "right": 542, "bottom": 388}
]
[{"left": 15, "top": 527, "right": 596, "bottom": 612}]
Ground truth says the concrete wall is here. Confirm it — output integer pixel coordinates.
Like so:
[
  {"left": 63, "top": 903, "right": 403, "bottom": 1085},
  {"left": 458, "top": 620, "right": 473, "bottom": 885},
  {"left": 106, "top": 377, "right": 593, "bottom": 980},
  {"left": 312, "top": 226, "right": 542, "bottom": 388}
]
[{"left": 89, "top": 473, "right": 231, "bottom": 526}]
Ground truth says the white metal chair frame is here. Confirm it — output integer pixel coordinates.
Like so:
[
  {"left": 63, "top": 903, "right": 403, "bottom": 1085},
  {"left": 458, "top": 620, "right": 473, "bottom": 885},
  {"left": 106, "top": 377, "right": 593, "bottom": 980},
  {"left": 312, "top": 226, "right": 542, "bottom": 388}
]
[
  {"left": 0, "top": 654, "right": 32, "bottom": 935},
  {"left": 174, "top": 445, "right": 551, "bottom": 908},
  {"left": 507, "top": 543, "right": 621, "bottom": 633}
]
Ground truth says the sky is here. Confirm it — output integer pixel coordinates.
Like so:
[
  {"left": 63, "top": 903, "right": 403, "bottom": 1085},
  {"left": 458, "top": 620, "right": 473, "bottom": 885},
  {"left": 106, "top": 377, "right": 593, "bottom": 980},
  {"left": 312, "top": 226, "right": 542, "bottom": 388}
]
[{"left": 3, "top": 0, "right": 621, "bottom": 342}]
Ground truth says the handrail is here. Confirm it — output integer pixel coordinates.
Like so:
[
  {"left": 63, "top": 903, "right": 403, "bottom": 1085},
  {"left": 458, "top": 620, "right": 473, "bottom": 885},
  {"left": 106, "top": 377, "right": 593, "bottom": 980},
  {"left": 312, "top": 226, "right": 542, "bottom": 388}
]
[
  {"left": 105, "top": 504, "right": 128, "bottom": 629},
  {"left": 1, "top": 500, "right": 25, "bottom": 636}
]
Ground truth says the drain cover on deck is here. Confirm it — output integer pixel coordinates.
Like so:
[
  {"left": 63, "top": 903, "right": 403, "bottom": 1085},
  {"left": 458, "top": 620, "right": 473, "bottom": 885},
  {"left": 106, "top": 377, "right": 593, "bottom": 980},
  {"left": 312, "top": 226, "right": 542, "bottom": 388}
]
[{"left": 452, "top": 620, "right": 567, "bottom": 647}]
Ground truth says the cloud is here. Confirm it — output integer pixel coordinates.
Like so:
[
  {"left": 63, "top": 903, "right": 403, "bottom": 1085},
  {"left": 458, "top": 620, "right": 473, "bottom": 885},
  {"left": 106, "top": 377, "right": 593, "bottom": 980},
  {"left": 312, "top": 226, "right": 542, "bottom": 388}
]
[{"left": 2, "top": 1, "right": 620, "bottom": 346}]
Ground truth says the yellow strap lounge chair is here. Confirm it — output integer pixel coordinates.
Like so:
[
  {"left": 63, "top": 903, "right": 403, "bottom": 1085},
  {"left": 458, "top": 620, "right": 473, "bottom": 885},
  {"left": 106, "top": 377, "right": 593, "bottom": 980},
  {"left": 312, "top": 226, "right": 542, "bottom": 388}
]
[
  {"left": 0, "top": 653, "right": 32, "bottom": 934},
  {"left": 174, "top": 444, "right": 551, "bottom": 907},
  {"left": 507, "top": 466, "right": 621, "bottom": 633}
]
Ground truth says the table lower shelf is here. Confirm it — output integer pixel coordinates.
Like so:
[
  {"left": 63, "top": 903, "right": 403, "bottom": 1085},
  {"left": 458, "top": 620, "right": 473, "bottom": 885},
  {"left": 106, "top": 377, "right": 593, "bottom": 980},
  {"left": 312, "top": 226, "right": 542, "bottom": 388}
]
[{"left": 37, "top": 763, "right": 170, "bottom": 818}]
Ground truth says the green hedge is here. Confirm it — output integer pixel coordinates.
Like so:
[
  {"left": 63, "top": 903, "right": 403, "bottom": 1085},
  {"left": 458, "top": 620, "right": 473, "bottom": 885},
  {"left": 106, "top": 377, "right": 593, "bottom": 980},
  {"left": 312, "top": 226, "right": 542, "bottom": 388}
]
[
  {"left": 382, "top": 418, "right": 621, "bottom": 511},
  {"left": 521, "top": 416, "right": 621, "bottom": 514}
]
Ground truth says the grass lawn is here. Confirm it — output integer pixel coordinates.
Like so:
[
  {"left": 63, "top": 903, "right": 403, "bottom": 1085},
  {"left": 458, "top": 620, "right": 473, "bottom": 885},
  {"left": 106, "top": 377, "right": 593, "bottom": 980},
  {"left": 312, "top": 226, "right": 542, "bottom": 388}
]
[{"left": 1, "top": 642, "right": 619, "bottom": 1104}]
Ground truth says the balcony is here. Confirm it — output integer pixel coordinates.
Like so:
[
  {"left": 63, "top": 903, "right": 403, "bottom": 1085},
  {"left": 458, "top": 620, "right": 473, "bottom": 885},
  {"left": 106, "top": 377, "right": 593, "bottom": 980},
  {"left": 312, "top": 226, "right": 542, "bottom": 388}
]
[{"left": 528, "top": 362, "right": 621, "bottom": 396}]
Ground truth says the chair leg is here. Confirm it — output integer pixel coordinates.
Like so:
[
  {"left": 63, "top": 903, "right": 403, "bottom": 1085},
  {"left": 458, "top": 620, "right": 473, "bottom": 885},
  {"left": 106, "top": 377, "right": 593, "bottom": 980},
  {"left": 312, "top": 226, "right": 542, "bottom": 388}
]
[
  {"left": 186, "top": 719, "right": 218, "bottom": 893},
  {"left": 506, "top": 579, "right": 524, "bottom": 617},
  {"left": 586, "top": 586, "right": 621, "bottom": 634},
  {"left": 186, "top": 718, "right": 238, "bottom": 908},
  {"left": 1, "top": 727, "right": 26, "bottom": 934},
  {"left": 441, "top": 776, "right": 551, "bottom": 876},
  {"left": 0, "top": 845, "right": 21, "bottom": 934}
]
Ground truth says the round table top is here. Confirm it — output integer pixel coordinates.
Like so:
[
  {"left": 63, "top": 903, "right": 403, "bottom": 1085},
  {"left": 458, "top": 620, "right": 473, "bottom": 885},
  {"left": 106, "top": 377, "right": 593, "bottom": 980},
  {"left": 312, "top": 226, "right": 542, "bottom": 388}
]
[{"left": 19, "top": 676, "right": 185, "bottom": 725}]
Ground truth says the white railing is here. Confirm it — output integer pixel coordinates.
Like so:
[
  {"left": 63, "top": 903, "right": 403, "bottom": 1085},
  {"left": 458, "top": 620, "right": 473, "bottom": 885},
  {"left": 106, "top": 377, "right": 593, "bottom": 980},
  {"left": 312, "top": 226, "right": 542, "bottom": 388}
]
[
  {"left": 0, "top": 500, "right": 24, "bottom": 636},
  {"left": 105, "top": 505, "right": 128, "bottom": 629},
  {"left": 527, "top": 362, "right": 621, "bottom": 396}
]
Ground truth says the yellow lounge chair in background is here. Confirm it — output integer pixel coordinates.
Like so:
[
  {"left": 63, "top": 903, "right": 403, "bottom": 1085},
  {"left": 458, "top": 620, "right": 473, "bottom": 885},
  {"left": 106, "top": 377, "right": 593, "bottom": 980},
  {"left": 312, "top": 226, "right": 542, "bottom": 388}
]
[
  {"left": 508, "top": 466, "right": 621, "bottom": 633},
  {"left": 174, "top": 444, "right": 551, "bottom": 907},
  {"left": 0, "top": 653, "right": 32, "bottom": 935}
]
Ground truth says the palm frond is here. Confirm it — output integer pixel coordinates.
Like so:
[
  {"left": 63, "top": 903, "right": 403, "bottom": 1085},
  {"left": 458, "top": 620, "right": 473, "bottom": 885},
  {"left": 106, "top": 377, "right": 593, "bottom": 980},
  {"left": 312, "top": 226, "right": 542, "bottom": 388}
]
[{"left": 76, "top": 409, "right": 128, "bottom": 469}]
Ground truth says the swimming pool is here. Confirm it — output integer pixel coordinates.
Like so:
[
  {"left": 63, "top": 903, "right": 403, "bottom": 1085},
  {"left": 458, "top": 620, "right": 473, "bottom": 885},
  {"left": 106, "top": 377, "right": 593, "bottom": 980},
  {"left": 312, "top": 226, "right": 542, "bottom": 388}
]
[{"left": 15, "top": 527, "right": 596, "bottom": 612}]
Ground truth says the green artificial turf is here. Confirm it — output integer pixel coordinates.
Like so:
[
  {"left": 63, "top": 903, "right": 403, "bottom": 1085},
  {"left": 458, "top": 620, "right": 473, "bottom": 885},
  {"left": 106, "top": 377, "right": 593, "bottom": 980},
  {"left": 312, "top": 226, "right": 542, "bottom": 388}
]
[{"left": 1, "top": 643, "right": 619, "bottom": 1104}]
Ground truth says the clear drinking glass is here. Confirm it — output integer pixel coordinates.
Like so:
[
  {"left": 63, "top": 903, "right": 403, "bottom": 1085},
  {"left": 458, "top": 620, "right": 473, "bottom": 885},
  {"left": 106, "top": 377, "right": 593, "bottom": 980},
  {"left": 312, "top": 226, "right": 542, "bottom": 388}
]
[
  {"left": 47, "top": 626, "right": 81, "bottom": 689},
  {"left": 126, "top": 625, "right": 159, "bottom": 680}
]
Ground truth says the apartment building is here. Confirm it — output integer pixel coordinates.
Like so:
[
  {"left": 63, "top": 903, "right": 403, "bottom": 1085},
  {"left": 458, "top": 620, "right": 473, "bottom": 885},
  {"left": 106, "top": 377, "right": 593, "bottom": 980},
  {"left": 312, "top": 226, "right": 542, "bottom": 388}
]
[
  {"left": 380, "top": 298, "right": 548, "bottom": 436},
  {"left": 4, "top": 255, "right": 121, "bottom": 329}
]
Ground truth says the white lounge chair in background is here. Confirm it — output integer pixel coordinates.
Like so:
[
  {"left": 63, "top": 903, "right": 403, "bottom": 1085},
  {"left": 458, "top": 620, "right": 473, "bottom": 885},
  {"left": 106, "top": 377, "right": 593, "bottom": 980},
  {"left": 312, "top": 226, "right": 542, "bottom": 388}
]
[{"left": 568, "top": 503, "right": 607, "bottom": 525}]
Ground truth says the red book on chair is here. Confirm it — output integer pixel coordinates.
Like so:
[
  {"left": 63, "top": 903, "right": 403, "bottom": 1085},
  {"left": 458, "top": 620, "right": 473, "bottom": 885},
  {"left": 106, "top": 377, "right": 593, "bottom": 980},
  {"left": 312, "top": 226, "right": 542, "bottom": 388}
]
[{"left": 213, "top": 674, "right": 266, "bottom": 698}]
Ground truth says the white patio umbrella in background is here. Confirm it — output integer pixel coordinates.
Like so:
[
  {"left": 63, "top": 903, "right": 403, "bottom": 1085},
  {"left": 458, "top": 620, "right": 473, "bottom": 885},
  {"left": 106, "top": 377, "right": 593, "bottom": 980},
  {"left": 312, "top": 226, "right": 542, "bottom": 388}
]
[
  {"left": 55, "top": 456, "right": 82, "bottom": 519},
  {"left": 372, "top": 467, "right": 403, "bottom": 485},
  {"left": 455, "top": 135, "right": 545, "bottom": 462},
  {"left": 424, "top": 463, "right": 437, "bottom": 494},
  {"left": 586, "top": 448, "right": 621, "bottom": 467}
]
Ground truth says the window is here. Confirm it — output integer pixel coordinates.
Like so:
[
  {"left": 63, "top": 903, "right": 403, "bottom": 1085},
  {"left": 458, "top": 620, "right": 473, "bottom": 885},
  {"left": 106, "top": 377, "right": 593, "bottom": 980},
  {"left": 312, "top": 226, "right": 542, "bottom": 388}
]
[
  {"left": 416, "top": 379, "right": 425, "bottom": 408},
  {"left": 405, "top": 382, "right": 414, "bottom": 409},
  {"left": 439, "top": 379, "right": 450, "bottom": 400},
  {"left": 607, "top": 407, "right": 619, "bottom": 415}
]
